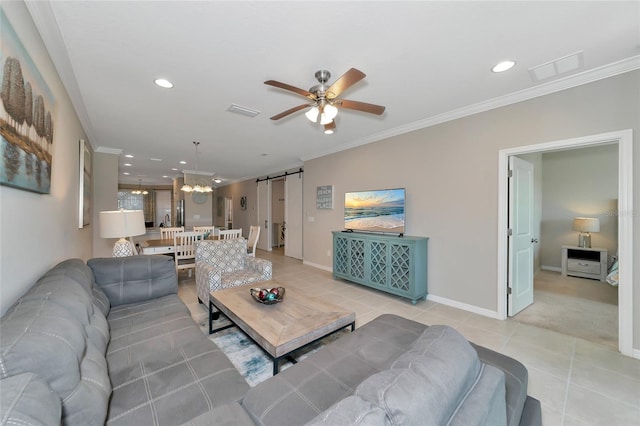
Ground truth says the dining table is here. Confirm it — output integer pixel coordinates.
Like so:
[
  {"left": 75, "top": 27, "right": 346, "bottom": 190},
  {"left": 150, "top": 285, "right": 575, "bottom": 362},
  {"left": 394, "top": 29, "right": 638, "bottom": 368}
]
[{"left": 140, "top": 234, "right": 219, "bottom": 255}]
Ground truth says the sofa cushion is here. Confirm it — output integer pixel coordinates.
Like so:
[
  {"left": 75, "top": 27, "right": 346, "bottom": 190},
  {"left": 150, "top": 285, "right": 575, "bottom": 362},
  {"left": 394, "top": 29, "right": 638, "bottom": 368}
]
[
  {"left": 22, "top": 273, "right": 110, "bottom": 354},
  {"left": 88, "top": 255, "right": 177, "bottom": 306},
  {"left": 472, "top": 343, "right": 529, "bottom": 426},
  {"left": 107, "top": 339, "right": 249, "bottom": 426},
  {"left": 354, "top": 325, "right": 504, "bottom": 426},
  {"left": 106, "top": 295, "right": 206, "bottom": 371},
  {"left": 241, "top": 314, "right": 424, "bottom": 425},
  {"left": 42, "top": 258, "right": 95, "bottom": 296},
  {"left": 305, "top": 395, "right": 390, "bottom": 426},
  {"left": 0, "top": 299, "right": 112, "bottom": 425},
  {"left": 449, "top": 363, "right": 507, "bottom": 426},
  {"left": 179, "top": 402, "right": 255, "bottom": 426},
  {"left": 0, "top": 373, "right": 61, "bottom": 426}
]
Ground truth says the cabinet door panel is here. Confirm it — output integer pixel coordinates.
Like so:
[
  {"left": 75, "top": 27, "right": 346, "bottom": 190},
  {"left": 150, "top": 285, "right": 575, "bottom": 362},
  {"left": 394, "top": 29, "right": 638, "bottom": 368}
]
[
  {"left": 369, "top": 240, "right": 388, "bottom": 287},
  {"left": 334, "top": 236, "right": 349, "bottom": 275},
  {"left": 349, "top": 238, "right": 366, "bottom": 280},
  {"left": 389, "top": 243, "right": 412, "bottom": 294}
]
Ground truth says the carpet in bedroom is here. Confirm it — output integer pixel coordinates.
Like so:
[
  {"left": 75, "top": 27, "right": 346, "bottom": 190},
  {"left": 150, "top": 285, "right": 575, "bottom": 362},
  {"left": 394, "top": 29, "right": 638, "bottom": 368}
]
[{"left": 512, "top": 270, "right": 618, "bottom": 350}]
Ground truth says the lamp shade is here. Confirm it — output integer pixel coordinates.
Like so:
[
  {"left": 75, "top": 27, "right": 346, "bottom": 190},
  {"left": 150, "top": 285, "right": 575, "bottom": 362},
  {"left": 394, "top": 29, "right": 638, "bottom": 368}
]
[
  {"left": 100, "top": 210, "right": 146, "bottom": 238},
  {"left": 572, "top": 217, "right": 600, "bottom": 233}
]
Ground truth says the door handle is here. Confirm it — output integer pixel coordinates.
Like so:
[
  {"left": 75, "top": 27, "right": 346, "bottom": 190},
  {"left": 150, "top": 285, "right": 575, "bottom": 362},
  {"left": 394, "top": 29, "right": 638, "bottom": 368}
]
[{"left": 531, "top": 238, "right": 539, "bottom": 243}]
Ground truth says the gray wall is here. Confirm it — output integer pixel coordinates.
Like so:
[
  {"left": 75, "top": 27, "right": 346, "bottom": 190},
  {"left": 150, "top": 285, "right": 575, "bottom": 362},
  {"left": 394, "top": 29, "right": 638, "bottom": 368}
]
[
  {"left": 1, "top": 2, "right": 92, "bottom": 315},
  {"left": 302, "top": 70, "right": 638, "bottom": 347},
  {"left": 92, "top": 152, "right": 119, "bottom": 257},
  {"left": 540, "top": 145, "right": 619, "bottom": 269}
]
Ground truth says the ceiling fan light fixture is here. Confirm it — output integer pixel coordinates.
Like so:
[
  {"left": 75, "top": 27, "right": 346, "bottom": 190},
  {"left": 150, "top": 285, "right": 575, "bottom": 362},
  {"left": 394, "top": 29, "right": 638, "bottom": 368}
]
[
  {"left": 319, "top": 113, "right": 333, "bottom": 125},
  {"left": 323, "top": 104, "right": 338, "bottom": 120},
  {"left": 324, "top": 128, "right": 334, "bottom": 135},
  {"left": 305, "top": 106, "right": 319, "bottom": 122}
]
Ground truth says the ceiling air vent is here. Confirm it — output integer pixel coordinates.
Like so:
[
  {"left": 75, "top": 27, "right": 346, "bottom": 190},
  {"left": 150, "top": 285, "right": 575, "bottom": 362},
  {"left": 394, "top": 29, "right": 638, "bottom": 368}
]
[
  {"left": 529, "top": 51, "right": 584, "bottom": 82},
  {"left": 227, "top": 104, "right": 260, "bottom": 118}
]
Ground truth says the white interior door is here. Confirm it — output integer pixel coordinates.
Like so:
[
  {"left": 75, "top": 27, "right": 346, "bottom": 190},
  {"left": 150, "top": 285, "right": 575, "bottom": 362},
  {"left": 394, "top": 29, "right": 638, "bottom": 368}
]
[
  {"left": 508, "top": 156, "right": 535, "bottom": 316},
  {"left": 284, "top": 173, "right": 303, "bottom": 259},
  {"left": 257, "top": 180, "right": 271, "bottom": 251}
]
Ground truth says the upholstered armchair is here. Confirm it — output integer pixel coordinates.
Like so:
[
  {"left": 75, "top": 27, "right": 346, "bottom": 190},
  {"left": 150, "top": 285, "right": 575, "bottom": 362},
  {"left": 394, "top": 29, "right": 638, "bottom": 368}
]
[{"left": 195, "top": 239, "right": 272, "bottom": 304}]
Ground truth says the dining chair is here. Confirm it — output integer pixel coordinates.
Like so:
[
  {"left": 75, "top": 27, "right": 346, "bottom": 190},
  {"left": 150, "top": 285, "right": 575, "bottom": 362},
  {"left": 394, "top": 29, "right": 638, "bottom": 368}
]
[
  {"left": 193, "top": 226, "right": 215, "bottom": 238},
  {"left": 246, "top": 226, "right": 260, "bottom": 257},
  {"left": 160, "top": 226, "right": 184, "bottom": 240},
  {"left": 218, "top": 228, "right": 242, "bottom": 240},
  {"left": 173, "top": 231, "right": 205, "bottom": 277}
]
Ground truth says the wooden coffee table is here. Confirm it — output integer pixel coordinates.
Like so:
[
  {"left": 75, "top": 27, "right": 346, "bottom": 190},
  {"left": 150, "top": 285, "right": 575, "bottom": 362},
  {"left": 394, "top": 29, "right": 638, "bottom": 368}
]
[{"left": 208, "top": 283, "right": 355, "bottom": 375}]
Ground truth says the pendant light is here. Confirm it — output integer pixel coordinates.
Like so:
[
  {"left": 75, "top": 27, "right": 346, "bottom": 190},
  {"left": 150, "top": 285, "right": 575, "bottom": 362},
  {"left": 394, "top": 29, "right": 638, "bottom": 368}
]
[
  {"left": 181, "top": 141, "right": 213, "bottom": 193},
  {"left": 132, "top": 179, "right": 148, "bottom": 195}
]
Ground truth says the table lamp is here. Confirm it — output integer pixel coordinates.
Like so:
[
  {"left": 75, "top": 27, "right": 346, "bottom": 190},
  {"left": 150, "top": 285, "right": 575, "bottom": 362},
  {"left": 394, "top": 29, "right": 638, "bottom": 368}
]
[
  {"left": 100, "top": 210, "right": 146, "bottom": 256},
  {"left": 572, "top": 217, "right": 600, "bottom": 248}
]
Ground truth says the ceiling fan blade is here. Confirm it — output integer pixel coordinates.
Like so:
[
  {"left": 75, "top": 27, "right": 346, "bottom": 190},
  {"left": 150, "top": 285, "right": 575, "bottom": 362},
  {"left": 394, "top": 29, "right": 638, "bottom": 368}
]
[
  {"left": 270, "top": 104, "right": 310, "bottom": 120},
  {"left": 338, "top": 99, "right": 386, "bottom": 115},
  {"left": 264, "top": 80, "right": 316, "bottom": 100},
  {"left": 325, "top": 68, "right": 366, "bottom": 99}
]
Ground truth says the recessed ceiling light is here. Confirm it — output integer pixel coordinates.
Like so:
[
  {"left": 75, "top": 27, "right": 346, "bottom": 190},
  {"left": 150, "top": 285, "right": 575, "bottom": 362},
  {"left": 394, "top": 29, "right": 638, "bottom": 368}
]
[
  {"left": 171, "top": 168, "right": 178, "bottom": 171},
  {"left": 154, "top": 78, "right": 174, "bottom": 88},
  {"left": 214, "top": 178, "right": 222, "bottom": 184},
  {"left": 125, "top": 154, "right": 134, "bottom": 158},
  {"left": 492, "top": 60, "right": 516, "bottom": 73},
  {"left": 123, "top": 163, "right": 132, "bottom": 167},
  {"left": 123, "top": 172, "right": 130, "bottom": 175},
  {"left": 163, "top": 175, "right": 169, "bottom": 178},
  {"left": 179, "top": 161, "right": 187, "bottom": 165}
]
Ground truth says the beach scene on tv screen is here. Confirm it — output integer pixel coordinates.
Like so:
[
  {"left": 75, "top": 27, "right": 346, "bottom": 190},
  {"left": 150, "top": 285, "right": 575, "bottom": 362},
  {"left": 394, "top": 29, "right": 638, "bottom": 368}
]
[{"left": 344, "top": 189, "right": 405, "bottom": 233}]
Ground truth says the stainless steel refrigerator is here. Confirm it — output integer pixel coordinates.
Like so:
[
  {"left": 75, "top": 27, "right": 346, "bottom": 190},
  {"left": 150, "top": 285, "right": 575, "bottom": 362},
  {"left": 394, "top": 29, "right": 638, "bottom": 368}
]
[{"left": 176, "top": 199, "right": 185, "bottom": 228}]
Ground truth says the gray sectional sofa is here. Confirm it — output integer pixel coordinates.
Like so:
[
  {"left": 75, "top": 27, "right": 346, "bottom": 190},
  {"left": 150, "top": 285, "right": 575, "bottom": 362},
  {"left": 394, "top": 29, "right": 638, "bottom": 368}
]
[{"left": 0, "top": 255, "right": 541, "bottom": 426}]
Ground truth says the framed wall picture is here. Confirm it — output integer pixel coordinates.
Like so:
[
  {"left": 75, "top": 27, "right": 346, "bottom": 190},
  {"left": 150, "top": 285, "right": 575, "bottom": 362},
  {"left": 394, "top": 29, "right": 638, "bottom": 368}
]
[
  {"left": 0, "top": 10, "right": 56, "bottom": 194},
  {"left": 316, "top": 185, "right": 333, "bottom": 209},
  {"left": 78, "top": 139, "right": 91, "bottom": 228}
]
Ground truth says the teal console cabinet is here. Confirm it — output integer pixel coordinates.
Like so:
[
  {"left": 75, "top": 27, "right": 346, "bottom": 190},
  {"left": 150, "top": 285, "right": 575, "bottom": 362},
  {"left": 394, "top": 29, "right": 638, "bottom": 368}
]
[{"left": 332, "top": 231, "right": 428, "bottom": 304}]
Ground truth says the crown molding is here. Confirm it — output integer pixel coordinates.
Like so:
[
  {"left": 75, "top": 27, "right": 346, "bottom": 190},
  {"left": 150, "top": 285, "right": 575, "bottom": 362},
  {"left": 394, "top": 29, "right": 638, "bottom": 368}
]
[
  {"left": 301, "top": 55, "right": 640, "bottom": 162},
  {"left": 25, "top": 1, "right": 98, "bottom": 146}
]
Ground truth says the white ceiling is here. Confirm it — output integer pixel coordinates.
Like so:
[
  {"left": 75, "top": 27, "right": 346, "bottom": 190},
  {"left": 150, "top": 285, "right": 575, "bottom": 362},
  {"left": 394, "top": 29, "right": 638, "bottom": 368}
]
[{"left": 27, "top": 1, "right": 640, "bottom": 186}]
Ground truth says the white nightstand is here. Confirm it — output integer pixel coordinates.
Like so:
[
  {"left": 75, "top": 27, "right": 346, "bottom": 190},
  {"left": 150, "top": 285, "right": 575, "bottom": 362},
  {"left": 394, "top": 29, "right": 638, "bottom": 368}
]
[{"left": 561, "top": 245, "right": 608, "bottom": 282}]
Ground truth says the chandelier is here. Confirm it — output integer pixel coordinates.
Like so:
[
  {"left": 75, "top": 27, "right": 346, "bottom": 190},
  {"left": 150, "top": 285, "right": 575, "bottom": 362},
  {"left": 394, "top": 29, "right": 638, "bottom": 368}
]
[
  {"left": 132, "top": 179, "right": 148, "bottom": 195},
  {"left": 181, "top": 141, "right": 213, "bottom": 193}
]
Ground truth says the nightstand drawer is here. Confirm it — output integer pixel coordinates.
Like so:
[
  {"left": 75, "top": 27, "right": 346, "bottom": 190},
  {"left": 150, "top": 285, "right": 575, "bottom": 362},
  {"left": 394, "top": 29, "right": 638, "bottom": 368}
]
[{"left": 567, "top": 259, "right": 600, "bottom": 275}]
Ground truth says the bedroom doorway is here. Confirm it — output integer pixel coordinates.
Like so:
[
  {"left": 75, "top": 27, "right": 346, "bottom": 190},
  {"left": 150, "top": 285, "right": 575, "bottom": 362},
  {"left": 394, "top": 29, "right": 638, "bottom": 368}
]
[{"left": 497, "top": 129, "right": 633, "bottom": 356}]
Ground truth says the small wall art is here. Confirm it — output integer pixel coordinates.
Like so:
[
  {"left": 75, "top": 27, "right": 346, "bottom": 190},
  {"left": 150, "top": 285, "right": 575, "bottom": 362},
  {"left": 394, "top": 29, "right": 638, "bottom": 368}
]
[
  {"left": 78, "top": 139, "right": 92, "bottom": 228},
  {"left": 316, "top": 185, "right": 333, "bottom": 209}
]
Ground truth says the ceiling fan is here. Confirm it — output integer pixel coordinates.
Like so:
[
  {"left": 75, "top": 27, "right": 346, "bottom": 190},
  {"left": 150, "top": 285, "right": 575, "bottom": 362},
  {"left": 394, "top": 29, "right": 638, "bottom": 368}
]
[{"left": 264, "top": 68, "right": 385, "bottom": 134}]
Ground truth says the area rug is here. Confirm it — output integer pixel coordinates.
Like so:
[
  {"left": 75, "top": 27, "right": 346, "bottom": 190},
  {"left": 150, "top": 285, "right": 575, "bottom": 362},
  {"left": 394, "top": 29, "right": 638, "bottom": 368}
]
[{"left": 208, "top": 325, "right": 348, "bottom": 387}]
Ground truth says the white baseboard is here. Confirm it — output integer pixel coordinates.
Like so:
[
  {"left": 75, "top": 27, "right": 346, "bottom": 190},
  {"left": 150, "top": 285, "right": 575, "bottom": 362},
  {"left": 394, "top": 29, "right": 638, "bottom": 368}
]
[
  {"left": 632, "top": 348, "right": 640, "bottom": 360},
  {"left": 426, "top": 294, "right": 500, "bottom": 319},
  {"left": 541, "top": 265, "right": 562, "bottom": 272},
  {"left": 302, "top": 260, "right": 333, "bottom": 273}
]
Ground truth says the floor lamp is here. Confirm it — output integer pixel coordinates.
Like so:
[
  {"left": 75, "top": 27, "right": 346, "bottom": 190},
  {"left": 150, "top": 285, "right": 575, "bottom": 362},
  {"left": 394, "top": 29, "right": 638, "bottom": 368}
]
[{"left": 100, "top": 210, "right": 146, "bottom": 256}]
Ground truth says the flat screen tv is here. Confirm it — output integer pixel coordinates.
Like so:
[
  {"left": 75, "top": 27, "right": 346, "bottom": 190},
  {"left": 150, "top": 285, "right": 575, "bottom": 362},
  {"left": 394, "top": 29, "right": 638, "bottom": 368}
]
[{"left": 344, "top": 188, "right": 405, "bottom": 235}]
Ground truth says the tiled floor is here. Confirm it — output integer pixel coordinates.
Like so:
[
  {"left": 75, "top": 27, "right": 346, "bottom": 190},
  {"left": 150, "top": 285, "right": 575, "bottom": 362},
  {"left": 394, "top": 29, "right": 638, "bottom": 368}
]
[{"left": 177, "top": 249, "right": 640, "bottom": 426}]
